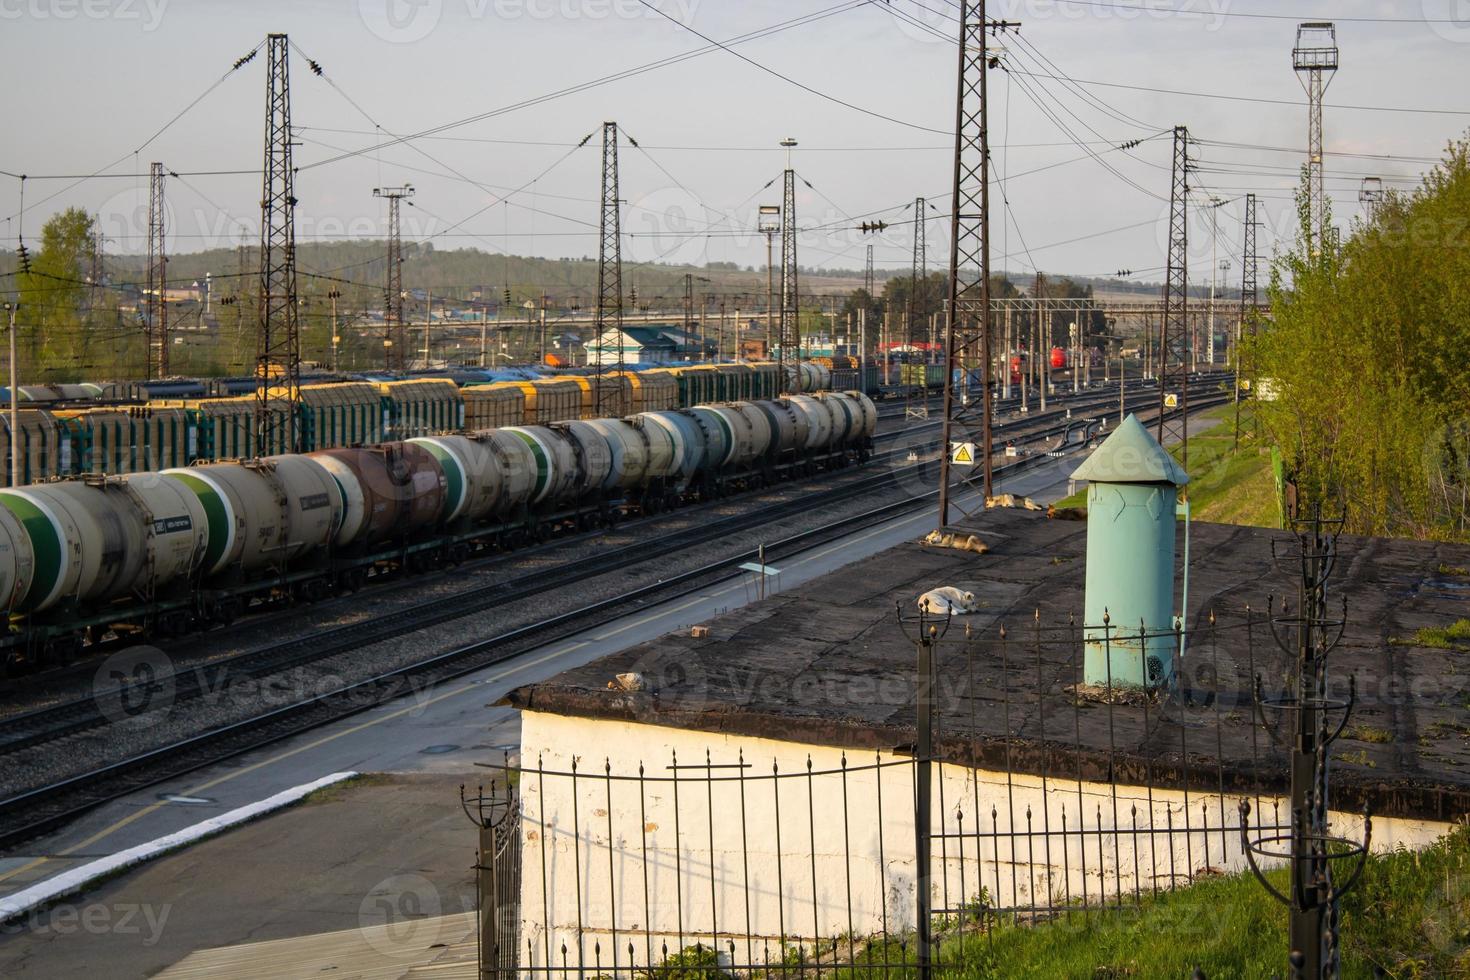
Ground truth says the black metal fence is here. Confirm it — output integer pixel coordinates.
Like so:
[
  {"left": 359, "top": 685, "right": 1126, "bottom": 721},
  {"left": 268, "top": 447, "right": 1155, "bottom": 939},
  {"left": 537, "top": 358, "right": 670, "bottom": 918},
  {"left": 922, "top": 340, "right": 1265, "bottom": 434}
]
[{"left": 457, "top": 603, "right": 1392, "bottom": 977}]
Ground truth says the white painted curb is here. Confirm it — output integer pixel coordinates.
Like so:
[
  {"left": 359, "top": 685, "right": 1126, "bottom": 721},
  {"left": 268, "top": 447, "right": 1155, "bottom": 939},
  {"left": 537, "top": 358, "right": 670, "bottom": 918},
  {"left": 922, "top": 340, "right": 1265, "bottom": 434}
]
[{"left": 0, "top": 771, "right": 360, "bottom": 924}]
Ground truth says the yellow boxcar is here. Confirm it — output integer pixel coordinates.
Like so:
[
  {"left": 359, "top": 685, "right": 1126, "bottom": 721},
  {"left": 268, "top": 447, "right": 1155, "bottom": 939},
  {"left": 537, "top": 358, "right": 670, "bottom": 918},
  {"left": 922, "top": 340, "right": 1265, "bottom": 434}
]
[
  {"left": 565, "top": 374, "right": 632, "bottom": 418},
  {"left": 622, "top": 370, "right": 678, "bottom": 413}
]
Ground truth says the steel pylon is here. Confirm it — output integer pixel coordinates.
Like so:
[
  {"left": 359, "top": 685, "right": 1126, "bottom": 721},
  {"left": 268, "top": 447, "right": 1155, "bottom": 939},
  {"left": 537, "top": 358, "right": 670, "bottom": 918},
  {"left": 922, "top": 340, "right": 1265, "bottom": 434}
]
[
  {"left": 256, "top": 33, "right": 302, "bottom": 455},
  {"left": 1156, "top": 125, "right": 1191, "bottom": 470}
]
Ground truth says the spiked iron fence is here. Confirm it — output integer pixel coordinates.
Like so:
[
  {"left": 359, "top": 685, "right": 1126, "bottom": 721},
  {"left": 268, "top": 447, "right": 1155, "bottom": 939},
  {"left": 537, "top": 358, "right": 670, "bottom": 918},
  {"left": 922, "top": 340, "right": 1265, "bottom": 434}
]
[{"left": 458, "top": 592, "right": 1428, "bottom": 977}]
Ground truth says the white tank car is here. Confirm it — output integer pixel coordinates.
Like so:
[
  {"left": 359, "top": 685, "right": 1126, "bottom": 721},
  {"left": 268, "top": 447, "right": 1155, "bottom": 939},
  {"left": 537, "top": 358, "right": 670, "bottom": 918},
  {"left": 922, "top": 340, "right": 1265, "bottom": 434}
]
[
  {"left": 634, "top": 411, "right": 708, "bottom": 489},
  {"left": 685, "top": 407, "right": 733, "bottom": 471},
  {"left": 409, "top": 435, "right": 506, "bottom": 525},
  {"left": 627, "top": 415, "right": 678, "bottom": 483},
  {"left": 551, "top": 420, "right": 614, "bottom": 498},
  {"left": 785, "top": 395, "right": 834, "bottom": 451},
  {"left": 730, "top": 401, "right": 775, "bottom": 461},
  {"left": 478, "top": 430, "right": 538, "bottom": 514},
  {"left": 582, "top": 418, "right": 651, "bottom": 490},
  {"left": 755, "top": 399, "right": 809, "bottom": 457},
  {"left": 847, "top": 390, "right": 878, "bottom": 439},
  {"left": 502, "top": 426, "right": 579, "bottom": 506},
  {"left": 690, "top": 405, "right": 760, "bottom": 470},
  {"left": 164, "top": 458, "right": 341, "bottom": 577},
  {"left": 0, "top": 474, "right": 209, "bottom": 612}
]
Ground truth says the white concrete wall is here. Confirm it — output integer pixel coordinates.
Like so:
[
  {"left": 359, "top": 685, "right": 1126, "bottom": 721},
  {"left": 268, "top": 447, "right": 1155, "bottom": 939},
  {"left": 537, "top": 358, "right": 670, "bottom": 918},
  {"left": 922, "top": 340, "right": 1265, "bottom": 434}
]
[{"left": 516, "top": 710, "right": 1451, "bottom": 973}]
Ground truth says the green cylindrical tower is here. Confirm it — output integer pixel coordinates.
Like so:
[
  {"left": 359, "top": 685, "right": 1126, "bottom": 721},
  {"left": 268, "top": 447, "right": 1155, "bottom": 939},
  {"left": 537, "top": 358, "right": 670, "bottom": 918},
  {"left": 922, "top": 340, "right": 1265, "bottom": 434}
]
[{"left": 1070, "top": 414, "right": 1189, "bottom": 689}]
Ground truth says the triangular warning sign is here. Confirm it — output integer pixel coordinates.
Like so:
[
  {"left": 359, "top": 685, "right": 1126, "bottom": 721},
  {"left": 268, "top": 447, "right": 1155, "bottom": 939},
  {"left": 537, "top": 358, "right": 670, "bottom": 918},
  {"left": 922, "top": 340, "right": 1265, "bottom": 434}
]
[{"left": 951, "top": 443, "right": 974, "bottom": 464}]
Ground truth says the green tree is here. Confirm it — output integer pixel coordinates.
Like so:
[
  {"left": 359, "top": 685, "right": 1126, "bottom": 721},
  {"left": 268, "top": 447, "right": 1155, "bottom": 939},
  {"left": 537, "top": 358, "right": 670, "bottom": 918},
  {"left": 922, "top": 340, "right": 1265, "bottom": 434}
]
[
  {"left": 16, "top": 207, "right": 99, "bottom": 382},
  {"left": 1246, "top": 137, "right": 1470, "bottom": 539}
]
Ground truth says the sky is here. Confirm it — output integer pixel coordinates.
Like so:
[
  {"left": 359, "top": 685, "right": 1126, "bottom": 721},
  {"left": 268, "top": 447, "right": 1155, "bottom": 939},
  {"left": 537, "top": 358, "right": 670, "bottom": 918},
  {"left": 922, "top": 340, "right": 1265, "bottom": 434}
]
[{"left": 1, "top": 0, "right": 1467, "bottom": 290}]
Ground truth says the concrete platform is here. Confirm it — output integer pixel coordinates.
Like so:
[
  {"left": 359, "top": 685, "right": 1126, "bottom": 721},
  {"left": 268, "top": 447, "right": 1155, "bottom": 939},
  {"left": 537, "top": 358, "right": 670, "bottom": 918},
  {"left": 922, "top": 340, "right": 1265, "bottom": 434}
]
[
  {"left": 0, "top": 774, "right": 478, "bottom": 978},
  {"left": 506, "top": 509, "right": 1470, "bottom": 822}
]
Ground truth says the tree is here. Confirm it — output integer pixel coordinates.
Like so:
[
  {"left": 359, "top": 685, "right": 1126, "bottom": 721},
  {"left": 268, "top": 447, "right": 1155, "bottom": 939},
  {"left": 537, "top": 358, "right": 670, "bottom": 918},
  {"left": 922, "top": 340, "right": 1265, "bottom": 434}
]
[
  {"left": 16, "top": 208, "right": 100, "bottom": 381},
  {"left": 1246, "top": 137, "right": 1470, "bottom": 540}
]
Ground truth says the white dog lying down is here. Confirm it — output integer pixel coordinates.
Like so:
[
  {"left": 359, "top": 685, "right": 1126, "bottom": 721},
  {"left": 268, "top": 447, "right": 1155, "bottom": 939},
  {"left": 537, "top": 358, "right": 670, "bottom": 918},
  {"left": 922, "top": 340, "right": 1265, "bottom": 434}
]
[{"left": 916, "top": 586, "right": 979, "bottom": 615}]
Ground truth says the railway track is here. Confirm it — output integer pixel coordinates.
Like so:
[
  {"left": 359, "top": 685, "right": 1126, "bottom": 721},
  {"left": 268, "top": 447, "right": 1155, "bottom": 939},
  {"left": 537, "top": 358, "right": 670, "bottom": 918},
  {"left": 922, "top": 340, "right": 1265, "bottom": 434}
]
[
  {"left": 0, "top": 387, "right": 1230, "bottom": 851},
  {"left": 0, "top": 387, "right": 1136, "bottom": 753}
]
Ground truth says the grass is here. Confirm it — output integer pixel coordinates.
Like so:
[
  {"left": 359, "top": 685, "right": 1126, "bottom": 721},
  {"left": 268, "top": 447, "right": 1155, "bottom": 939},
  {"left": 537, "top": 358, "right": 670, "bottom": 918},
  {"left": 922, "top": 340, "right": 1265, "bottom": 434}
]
[
  {"left": 1345, "top": 724, "right": 1394, "bottom": 744},
  {"left": 1403, "top": 620, "right": 1470, "bottom": 651},
  {"left": 1056, "top": 403, "right": 1281, "bottom": 529},
  {"left": 892, "top": 824, "right": 1470, "bottom": 978},
  {"left": 645, "top": 826, "right": 1470, "bottom": 978},
  {"left": 1441, "top": 564, "right": 1470, "bottom": 577}
]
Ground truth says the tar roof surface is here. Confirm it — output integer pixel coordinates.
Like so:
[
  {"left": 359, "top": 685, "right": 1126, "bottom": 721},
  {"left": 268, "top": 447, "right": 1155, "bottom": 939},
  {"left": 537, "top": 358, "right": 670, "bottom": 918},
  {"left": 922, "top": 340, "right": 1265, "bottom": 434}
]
[{"left": 505, "top": 510, "right": 1470, "bottom": 822}]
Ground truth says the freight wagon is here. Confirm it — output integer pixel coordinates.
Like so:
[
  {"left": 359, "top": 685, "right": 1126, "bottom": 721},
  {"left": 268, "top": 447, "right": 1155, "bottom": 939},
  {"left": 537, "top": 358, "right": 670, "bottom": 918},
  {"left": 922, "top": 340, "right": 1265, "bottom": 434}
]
[
  {"left": 0, "top": 361, "right": 845, "bottom": 486},
  {"left": 0, "top": 391, "right": 876, "bottom": 668}
]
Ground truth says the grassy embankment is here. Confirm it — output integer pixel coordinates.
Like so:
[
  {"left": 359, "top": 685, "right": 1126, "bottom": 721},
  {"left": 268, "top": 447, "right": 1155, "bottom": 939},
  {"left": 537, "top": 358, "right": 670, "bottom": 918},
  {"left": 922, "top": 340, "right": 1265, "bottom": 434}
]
[
  {"left": 1056, "top": 402, "right": 1280, "bottom": 528},
  {"left": 669, "top": 823, "right": 1470, "bottom": 978}
]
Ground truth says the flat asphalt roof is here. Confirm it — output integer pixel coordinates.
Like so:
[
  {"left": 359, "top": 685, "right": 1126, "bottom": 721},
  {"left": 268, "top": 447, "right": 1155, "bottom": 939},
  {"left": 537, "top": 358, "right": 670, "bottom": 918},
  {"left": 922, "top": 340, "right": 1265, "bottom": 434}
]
[{"left": 505, "top": 509, "right": 1470, "bottom": 822}]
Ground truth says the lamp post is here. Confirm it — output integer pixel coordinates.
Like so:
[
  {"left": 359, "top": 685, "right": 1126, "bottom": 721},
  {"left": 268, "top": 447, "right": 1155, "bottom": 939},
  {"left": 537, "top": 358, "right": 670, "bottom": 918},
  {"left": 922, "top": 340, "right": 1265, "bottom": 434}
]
[{"left": 758, "top": 205, "right": 781, "bottom": 362}]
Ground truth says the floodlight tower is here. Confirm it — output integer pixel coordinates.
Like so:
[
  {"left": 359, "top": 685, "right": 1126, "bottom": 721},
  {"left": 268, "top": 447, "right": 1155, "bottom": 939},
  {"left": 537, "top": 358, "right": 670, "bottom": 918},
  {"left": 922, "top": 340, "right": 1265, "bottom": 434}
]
[{"left": 1293, "top": 22, "right": 1338, "bottom": 258}]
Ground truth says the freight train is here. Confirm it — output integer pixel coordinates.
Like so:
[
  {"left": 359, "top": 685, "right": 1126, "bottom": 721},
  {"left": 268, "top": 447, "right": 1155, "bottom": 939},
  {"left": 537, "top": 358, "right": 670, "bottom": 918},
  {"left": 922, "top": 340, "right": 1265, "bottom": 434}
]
[
  {"left": 0, "top": 390, "right": 876, "bottom": 669},
  {"left": 0, "top": 361, "right": 840, "bottom": 488}
]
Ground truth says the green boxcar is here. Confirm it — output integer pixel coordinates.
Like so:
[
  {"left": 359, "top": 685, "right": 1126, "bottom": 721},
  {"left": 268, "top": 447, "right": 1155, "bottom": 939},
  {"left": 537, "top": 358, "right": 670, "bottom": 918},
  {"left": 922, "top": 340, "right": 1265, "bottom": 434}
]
[
  {"left": 0, "top": 409, "right": 63, "bottom": 486},
  {"left": 179, "top": 397, "right": 291, "bottom": 461},
  {"left": 300, "top": 383, "right": 383, "bottom": 450},
  {"left": 376, "top": 380, "right": 464, "bottom": 439}
]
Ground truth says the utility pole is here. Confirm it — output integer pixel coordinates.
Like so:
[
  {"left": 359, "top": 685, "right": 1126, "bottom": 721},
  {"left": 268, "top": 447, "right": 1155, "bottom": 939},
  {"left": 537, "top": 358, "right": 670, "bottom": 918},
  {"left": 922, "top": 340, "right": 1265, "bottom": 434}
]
[
  {"left": 1235, "top": 193, "right": 1259, "bottom": 448},
  {"left": 422, "top": 288, "right": 432, "bottom": 369},
  {"left": 328, "top": 289, "right": 340, "bottom": 372},
  {"left": 906, "top": 196, "right": 928, "bottom": 420},
  {"left": 937, "top": 3, "right": 1019, "bottom": 543},
  {"left": 759, "top": 205, "right": 780, "bottom": 366},
  {"left": 683, "top": 273, "right": 695, "bottom": 358},
  {"left": 145, "top": 161, "right": 168, "bottom": 379},
  {"left": 779, "top": 138, "right": 800, "bottom": 376},
  {"left": 256, "top": 33, "right": 303, "bottom": 455},
  {"left": 373, "top": 184, "right": 414, "bottom": 372},
  {"left": 1034, "top": 272, "right": 1046, "bottom": 412},
  {"left": 1293, "top": 22, "right": 1338, "bottom": 259},
  {"left": 3, "top": 301, "right": 17, "bottom": 487},
  {"left": 863, "top": 242, "right": 874, "bottom": 297},
  {"left": 1204, "top": 195, "right": 1226, "bottom": 369},
  {"left": 593, "top": 121, "right": 625, "bottom": 413},
  {"left": 1158, "top": 125, "right": 1191, "bottom": 469}
]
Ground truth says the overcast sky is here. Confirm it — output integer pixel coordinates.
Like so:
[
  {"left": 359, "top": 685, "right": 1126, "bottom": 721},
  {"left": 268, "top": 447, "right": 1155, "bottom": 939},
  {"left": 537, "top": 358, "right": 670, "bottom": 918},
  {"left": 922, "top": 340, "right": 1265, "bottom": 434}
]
[{"left": 2, "top": 0, "right": 1467, "bottom": 287}]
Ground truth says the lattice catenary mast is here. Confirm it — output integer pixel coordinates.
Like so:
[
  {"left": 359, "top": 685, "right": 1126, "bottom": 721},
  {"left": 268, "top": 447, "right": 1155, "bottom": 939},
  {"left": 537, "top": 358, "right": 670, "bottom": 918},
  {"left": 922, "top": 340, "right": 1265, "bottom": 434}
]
[
  {"left": 779, "top": 138, "right": 799, "bottom": 371},
  {"left": 373, "top": 184, "right": 413, "bottom": 372},
  {"left": 1293, "top": 22, "right": 1338, "bottom": 258},
  {"left": 256, "top": 33, "right": 302, "bottom": 455},
  {"left": 1234, "top": 192, "right": 1259, "bottom": 448},
  {"left": 594, "top": 121, "right": 625, "bottom": 413},
  {"left": 145, "top": 161, "right": 168, "bottom": 379},
  {"left": 905, "top": 196, "right": 928, "bottom": 421},
  {"left": 1156, "top": 125, "right": 1190, "bottom": 469},
  {"left": 937, "top": 0, "right": 1018, "bottom": 524}
]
